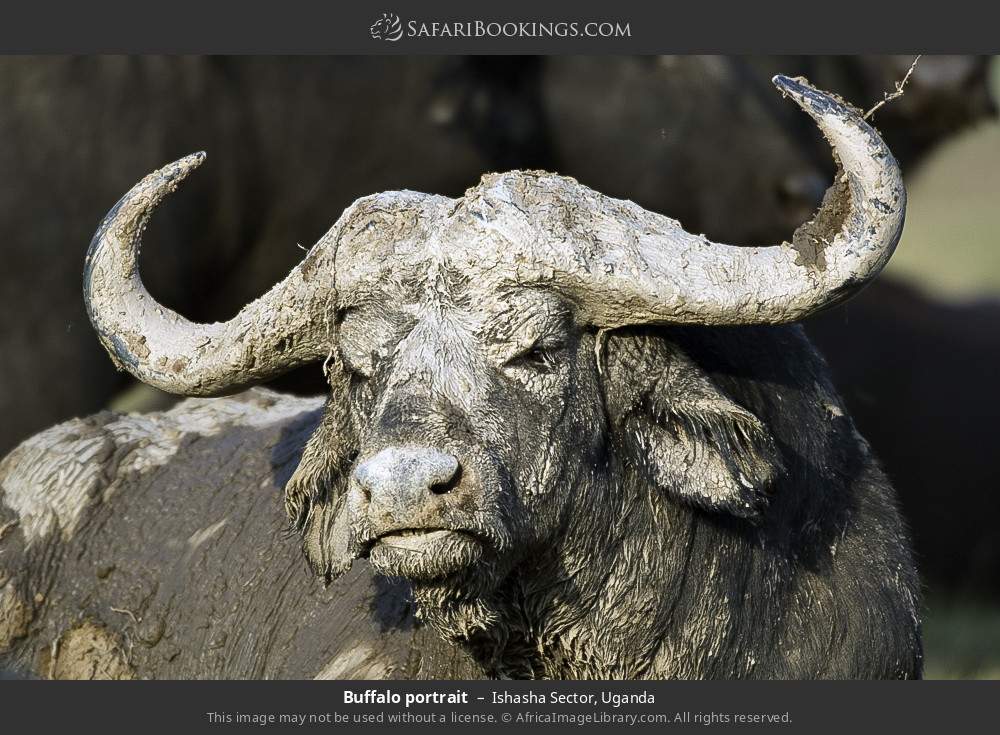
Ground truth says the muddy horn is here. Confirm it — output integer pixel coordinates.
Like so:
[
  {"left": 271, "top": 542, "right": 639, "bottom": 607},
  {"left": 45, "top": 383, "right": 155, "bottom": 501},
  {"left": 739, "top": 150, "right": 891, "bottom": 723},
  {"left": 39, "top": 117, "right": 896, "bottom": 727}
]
[
  {"left": 83, "top": 153, "right": 337, "bottom": 396},
  {"left": 561, "top": 75, "right": 906, "bottom": 328}
]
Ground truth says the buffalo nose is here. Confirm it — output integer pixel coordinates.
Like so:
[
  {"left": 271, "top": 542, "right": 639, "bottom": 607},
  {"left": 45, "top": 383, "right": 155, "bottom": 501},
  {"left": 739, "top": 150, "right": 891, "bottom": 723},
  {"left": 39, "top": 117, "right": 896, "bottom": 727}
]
[{"left": 353, "top": 447, "right": 462, "bottom": 520}]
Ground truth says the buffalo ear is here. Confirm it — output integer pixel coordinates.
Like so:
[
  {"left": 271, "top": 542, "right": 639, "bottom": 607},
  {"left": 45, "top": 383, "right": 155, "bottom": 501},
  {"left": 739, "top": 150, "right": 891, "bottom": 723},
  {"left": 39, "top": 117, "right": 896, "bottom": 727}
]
[
  {"left": 603, "top": 332, "right": 783, "bottom": 520},
  {"left": 284, "top": 375, "right": 357, "bottom": 582}
]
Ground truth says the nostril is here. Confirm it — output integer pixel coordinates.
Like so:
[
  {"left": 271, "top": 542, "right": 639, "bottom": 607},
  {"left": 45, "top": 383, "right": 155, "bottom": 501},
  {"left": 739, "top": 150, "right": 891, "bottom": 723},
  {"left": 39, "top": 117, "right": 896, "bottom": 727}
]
[
  {"left": 356, "top": 448, "right": 462, "bottom": 504},
  {"left": 429, "top": 463, "right": 462, "bottom": 495},
  {"left": 352, "top": 463, "right": 374, "bottom": 500}
]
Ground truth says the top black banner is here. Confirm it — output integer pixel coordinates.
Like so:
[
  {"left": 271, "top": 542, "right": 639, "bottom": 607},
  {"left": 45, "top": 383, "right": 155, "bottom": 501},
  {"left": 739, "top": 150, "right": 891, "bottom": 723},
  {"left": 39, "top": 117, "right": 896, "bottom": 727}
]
[{"left": 1, "top": 0, "right": 998, "bottom": 54}]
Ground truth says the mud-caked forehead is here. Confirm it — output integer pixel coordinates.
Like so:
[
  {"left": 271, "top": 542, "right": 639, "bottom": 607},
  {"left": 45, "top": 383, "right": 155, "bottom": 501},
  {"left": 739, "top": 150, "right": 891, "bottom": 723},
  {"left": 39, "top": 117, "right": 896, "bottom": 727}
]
[
  {"left": 332, "top": 171, "right": 638, "bottom": 309},
  {"left": 453, "top": 170, "right": 658, "bottom": 276},
  {"left": 460, "top": 169, "right": 658, "bottom": 243},
  {"left": 334, "top": 189, "right": 456, "bottom": 305}
]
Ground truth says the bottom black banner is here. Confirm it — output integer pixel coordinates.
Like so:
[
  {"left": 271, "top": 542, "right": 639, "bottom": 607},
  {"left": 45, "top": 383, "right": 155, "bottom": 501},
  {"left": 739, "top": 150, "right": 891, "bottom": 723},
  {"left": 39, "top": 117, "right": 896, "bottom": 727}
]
[{"left": 0, "top": 680, "right": 994, "bottom": 733}]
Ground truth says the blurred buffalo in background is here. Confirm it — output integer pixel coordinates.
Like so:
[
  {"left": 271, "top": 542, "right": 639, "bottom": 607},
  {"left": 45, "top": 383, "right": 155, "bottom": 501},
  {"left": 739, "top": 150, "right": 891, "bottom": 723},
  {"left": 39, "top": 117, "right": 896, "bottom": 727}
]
[{"left": 1, "top": 55, "right": 997, "bottom": 609}]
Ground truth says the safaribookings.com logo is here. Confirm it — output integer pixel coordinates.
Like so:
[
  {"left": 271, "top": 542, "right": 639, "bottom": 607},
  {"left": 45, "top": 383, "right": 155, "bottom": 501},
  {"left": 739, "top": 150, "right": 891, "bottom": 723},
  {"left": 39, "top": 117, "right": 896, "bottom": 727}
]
[
  {"left": 370, "top": 13, "right": 631, "bottom": 42},
  {"left": 370, "top": 13, "right": 404, "bottom": 41}
]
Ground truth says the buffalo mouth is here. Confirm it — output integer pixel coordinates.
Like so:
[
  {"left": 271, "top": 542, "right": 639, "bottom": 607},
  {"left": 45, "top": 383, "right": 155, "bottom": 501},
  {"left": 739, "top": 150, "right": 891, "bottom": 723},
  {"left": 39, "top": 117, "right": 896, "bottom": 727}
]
[{"left": 367, "top": 528, "right": 486, "bottom": 582}]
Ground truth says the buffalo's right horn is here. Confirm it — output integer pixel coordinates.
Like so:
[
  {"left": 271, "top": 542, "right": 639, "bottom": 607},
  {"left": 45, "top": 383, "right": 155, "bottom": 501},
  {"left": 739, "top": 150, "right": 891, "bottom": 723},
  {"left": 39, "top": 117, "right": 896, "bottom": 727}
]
[{"left": 84, "top": 153, "right": 337, "bottom": 396}]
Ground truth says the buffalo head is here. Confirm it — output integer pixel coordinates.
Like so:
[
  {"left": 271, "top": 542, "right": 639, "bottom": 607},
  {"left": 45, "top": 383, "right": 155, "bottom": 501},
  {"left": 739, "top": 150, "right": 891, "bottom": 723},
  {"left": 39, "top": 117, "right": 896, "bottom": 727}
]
[{"left": 83, "top": 77, "right": 905, "bottom": 640}]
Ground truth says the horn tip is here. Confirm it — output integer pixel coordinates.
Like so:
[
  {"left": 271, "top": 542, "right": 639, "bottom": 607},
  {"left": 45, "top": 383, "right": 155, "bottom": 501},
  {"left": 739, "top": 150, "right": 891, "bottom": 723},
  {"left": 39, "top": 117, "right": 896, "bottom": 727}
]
[
  {"left": 177, "top": 150, "right": 207, "bottom": 172},
  {"left": 774, "top": 74, "right": 866, "bottom": 122},
  {"left": 773, "top": 74, "right": 820, "bottom": 104},
  {"left": 161, "top": 151, "right": 207, "bottom": 182},
  {"left": 143, "top": 152, "right": 207, "bottom": 195}
]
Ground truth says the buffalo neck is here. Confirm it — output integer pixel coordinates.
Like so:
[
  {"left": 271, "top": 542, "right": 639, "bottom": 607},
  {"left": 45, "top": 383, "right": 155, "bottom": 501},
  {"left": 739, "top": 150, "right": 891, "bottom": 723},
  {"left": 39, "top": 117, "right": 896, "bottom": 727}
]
[{"left": 453, "top": 459, "right": 703, "bottom": 679}]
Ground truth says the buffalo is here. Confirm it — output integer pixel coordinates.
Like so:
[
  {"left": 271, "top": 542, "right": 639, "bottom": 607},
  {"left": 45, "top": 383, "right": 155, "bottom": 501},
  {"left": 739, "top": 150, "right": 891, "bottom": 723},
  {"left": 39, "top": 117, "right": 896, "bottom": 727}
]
[
  {"left": 0, "top": 76, "right": 924, "bottom": 679},
  {"left": 4, "top": 59, "right": 997, "bottom": 605}
]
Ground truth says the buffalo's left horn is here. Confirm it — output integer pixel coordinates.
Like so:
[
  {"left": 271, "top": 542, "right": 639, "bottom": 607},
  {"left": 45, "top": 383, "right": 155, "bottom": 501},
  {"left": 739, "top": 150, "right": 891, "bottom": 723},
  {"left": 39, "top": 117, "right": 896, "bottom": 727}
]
[
  {"left": 564, "top": 75, "right": 906, "bottom": 328},
  {"left": 84, "top": 153, "right": 336, "bottom": 396}
]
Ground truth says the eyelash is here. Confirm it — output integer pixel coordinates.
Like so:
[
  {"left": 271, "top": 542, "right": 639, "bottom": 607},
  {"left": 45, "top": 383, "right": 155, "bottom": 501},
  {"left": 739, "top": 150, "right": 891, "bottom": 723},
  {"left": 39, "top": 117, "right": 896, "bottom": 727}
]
[{"left": 505, "top": 343, "right": 556, "bottom": 374}]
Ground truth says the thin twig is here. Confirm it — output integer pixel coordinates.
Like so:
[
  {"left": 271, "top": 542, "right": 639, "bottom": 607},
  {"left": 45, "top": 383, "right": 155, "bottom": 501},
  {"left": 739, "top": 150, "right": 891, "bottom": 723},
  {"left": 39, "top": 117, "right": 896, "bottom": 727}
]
[{"left": 864, "top": 55, "right": 921, "bottom": 120}]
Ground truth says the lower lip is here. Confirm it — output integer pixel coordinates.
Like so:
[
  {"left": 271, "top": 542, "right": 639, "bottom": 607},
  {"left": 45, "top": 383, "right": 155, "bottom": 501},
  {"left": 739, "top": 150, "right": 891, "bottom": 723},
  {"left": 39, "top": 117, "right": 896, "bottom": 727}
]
[
  {"left": 376, "top": 528, "right": 459, "bottom": 550},
  {"left": 368, "top": 529, "right": 484, "bottom": 580}
]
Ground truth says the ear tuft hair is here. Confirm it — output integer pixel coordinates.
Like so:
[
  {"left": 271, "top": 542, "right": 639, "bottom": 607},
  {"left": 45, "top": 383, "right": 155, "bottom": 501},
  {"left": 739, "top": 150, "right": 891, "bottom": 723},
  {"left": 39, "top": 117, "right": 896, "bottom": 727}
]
[{"left": 604, "top": 331, "right": 784, "bottom": 520}]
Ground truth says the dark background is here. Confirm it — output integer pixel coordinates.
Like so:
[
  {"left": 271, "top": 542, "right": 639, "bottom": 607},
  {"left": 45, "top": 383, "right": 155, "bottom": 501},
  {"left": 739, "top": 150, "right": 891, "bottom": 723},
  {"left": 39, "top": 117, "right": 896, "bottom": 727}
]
[{"left": 1, "top": 55, "right": 997, "bottom": 677}]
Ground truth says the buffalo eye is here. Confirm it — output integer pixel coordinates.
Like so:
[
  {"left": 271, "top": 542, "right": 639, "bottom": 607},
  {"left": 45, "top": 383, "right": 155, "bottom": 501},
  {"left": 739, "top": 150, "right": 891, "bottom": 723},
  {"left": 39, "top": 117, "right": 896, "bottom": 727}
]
[{"left": 504, "top": 342, "right": 556, "bottom": 375}]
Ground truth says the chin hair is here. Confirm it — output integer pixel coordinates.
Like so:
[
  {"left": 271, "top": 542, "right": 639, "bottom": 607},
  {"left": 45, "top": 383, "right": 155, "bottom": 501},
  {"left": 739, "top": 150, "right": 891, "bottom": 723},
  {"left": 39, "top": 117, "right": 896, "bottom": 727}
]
[
  {"left": 413, "top": 585, "right": 505, "bottom": 641},
  {"left": 408, "top": 553, "right": 512, "bottom": 641},
  {"left": 412, "top": 580, "right": 546, "bottom": 678}
]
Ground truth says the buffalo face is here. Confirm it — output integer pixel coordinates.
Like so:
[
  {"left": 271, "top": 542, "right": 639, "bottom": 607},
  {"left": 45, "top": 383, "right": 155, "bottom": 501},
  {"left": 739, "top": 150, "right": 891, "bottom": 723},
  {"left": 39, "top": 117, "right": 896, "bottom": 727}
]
[
  {"left": 288, "top": 230, "right": 610, "bottom": 603},
  {"left": 280, "top": 190, "right": 791, "bottom": 631},
  {"left": 343, "top": 290, "right": 603, "bottom": 590}
]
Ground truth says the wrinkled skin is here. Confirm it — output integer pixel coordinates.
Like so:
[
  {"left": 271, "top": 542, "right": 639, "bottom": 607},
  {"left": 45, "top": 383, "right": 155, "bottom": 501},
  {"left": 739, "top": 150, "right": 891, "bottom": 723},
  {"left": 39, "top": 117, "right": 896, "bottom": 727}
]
[
  {"left": 341, "top": 289, "right": 611, "bottom": 636},
  {"left": 283, "top": 198, "right": 921, "bottom": 679}
]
